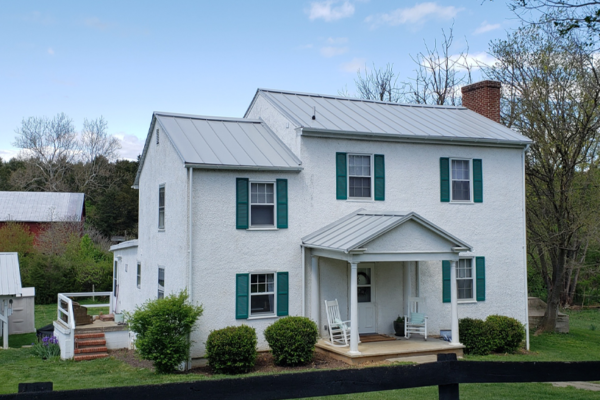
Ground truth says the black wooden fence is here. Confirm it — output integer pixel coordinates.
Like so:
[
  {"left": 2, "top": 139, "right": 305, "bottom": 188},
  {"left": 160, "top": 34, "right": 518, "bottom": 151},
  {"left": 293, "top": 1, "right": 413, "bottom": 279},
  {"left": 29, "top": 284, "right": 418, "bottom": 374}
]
[{"left": 4, "top": 354, "right": 600, "bottom": 400}]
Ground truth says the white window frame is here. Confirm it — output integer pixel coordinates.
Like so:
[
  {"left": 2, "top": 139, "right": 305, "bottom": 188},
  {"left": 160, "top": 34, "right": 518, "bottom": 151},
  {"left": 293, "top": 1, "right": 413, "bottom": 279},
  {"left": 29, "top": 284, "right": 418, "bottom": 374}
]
[
  {"left": 113, "top": 260, "right": 118, "bottom": 296},
  {"left": 136, "top": 262, "right": 141, "bottom": 289},
  {"left": 249, "top": 181, "right": 276, "bottom": 228},
  {"left": 450, "top": 158, "right": 473, "bottom": 203},
  {"left": 158, "top": 184, "right": 165, "bottom": 230},
  {"left": 347, "top": 153, "right": 373, "bottom": 200},
  {"left": 456, "top": 258, "right": 475, "bottom": 302},
  {"left": 158, "top": 267, "right": 165, "bottom": 299},
  {"left": 249, "top": 272, "right": 277, "bottom": 318}
]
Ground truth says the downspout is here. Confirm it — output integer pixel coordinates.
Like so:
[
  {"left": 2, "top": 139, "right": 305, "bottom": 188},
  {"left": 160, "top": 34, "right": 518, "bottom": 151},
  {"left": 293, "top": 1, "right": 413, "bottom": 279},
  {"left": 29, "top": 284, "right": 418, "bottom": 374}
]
[
  {"left": 301, "top": 245, "right": 305, "bottom": 317},
  {"left": 187, "top": 167, "right": 194, "bottom": 369},
  {"left": 522, "top": 144, "right": 530, "bottom": 350}
]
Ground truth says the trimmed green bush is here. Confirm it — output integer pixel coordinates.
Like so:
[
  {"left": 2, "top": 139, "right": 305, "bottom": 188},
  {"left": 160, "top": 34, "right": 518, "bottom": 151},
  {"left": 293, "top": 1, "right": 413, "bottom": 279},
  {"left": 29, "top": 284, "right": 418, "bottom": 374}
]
[
  {"left": 459, "top": 317, "right": 493, "bottom": 355},
  {"left": 486, "top": 315, "right": 526, "bottom": 353},
  {"left": 264, "top": 316, "right": 318, "bottom": 366},
  {"left": 127, "top": 290, "right": 203, "bottom": 374},
  {"left": 206, "top": 325, "right": 257, "bottom": 374}
]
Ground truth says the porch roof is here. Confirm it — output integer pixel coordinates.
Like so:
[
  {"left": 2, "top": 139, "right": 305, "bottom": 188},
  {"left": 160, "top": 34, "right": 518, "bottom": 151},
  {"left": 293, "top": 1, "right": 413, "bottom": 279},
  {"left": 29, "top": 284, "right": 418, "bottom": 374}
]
[{"left": 302, "top": 210, "right": 472, "bottom": 262}]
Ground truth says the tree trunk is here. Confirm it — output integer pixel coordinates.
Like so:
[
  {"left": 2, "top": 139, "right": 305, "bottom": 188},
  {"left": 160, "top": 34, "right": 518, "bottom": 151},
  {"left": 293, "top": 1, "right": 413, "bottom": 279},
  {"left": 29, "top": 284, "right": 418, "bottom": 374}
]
[{"left": 539, "top": 248, "right": 566, "bottom": 332}]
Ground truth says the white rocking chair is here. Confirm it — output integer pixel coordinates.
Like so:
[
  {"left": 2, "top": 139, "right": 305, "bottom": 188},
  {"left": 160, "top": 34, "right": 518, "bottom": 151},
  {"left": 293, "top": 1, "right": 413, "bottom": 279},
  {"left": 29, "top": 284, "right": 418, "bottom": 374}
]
[
  {"left": 324, "top": 299, "right": 351, "bottom": 347},
  {"left": 404, "top": 297, "right": 428, "bottom": 341}
]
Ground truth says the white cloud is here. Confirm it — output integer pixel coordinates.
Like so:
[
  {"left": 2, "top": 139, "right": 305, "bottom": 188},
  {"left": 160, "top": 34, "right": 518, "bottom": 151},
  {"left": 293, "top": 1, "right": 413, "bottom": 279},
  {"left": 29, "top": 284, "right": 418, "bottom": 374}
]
[
  {"left": 298, "top": 43, "right": 314, "bottom": 49},
  {"left": 0, "top": 149, "right": 19, "bottom": 160},
  {"left": 113, "top": 133, "right": 144, "bottom": 161},
  {"left": 47, "top": 47, "right": 54, "bottom": 55},
  {"left": 365, "top": 2, "right": 462, "bottom": 28},
  {"left": 320, "top": 46, "right": 349, "bottom": 57},
  {"left": 450, "top": 52, "right": 496, "bottom": 71},
  {"left": 84, "top": 17, "right": 110, "bottom": 31},
  {"left": 308, "top": 1, "right": 355, "bottom": 22},
  {"left": 474, "top": 21, "right": 501, "bottom": 35},
  {"left": 340, "top": 57, "right": 366, "bottom": 73},
  {"left": 326, "top": 37, "right": 348, "bottom": 45}
]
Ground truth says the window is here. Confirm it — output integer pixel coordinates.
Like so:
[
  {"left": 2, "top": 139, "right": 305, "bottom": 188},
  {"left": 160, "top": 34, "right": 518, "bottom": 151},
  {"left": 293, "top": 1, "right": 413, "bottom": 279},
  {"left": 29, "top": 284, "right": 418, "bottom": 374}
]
[
  {"left": 348, "top": 155, "right": 371, "bottom": 198},
  {"left": 250, "top": 273, "right": 274, "bottom": 316},
  {"left": 451, "top": 159, "right": 471, "bottom": 201},
  {"left": 250, "top": 182, "right": 274, "bottom": 227},
  {"left": 457, "top": 259, "right": 474, "bottom": 300},
  {"left": 158, "top": 267, "right": 165, "bottom": 299},
  {"left": 113, "top": 260, "right": 118, "bottom": 296},
  {"left": 158, "top": 185, "right": 165, "bottom": 229},
  {"left": 137, "top": 262, "right": 141, "bottom": 289},
  {"left": 156, "top": 128, "right": 159, "bottom": 145}
]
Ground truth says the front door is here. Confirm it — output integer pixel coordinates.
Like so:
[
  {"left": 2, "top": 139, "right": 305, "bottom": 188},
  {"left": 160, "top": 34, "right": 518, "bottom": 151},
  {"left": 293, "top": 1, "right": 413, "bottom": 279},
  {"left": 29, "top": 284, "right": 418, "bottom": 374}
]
[{"left": 357, "top": 265, "right": 376, "bottom": 333}]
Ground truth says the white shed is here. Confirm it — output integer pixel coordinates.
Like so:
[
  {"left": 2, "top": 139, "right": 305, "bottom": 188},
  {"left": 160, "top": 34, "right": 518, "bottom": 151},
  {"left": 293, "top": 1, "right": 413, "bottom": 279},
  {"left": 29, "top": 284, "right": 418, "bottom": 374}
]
[{"left": 0, "top": 253, "right": 30, "bottom": 349}]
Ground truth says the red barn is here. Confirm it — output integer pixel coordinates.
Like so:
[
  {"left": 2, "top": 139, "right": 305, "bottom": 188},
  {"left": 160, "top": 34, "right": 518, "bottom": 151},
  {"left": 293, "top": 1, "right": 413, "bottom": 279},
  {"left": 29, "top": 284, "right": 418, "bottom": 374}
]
[{"left": 0, "top": 192, "right": 85, "bottom": 239}]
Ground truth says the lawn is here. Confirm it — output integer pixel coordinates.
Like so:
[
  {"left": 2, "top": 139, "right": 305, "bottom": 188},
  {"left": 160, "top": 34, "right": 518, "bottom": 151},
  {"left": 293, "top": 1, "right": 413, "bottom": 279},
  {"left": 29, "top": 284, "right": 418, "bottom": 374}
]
[{"left": 0, "top": 308, "right": 599, "bottom": 399}]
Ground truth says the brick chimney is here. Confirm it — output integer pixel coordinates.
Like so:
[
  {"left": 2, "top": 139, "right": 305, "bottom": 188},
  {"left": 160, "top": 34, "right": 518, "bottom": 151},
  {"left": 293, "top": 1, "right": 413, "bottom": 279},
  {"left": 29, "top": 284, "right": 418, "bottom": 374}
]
[{"left": 461, "top": 80, "right": 501, "bottom": 123}]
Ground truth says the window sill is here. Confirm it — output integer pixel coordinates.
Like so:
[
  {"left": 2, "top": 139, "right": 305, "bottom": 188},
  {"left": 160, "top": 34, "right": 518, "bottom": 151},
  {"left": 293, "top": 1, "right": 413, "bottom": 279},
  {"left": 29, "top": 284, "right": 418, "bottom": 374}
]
[
  {"left": 346, "top": 199, "right": 374, "bottom": 203},
  {"left": 458, "top": 300, "right": 477, "bottom": 304},
  {"left": 158, "top": 229, "right": 165, "bottom": 232},
  {"left": 449, "top": 202, "right": 474, "bottom": 205},
  {"left": 247, "top": 314, "right": 279, "bottom": 320},
  {"left": 247, "top": 227, "right": 278, "bottom": 231}
]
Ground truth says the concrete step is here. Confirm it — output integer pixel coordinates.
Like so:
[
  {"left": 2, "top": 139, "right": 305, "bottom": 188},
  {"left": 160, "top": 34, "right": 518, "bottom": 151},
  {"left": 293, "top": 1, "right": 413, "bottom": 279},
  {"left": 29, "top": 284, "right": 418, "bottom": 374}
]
[
  {"left": 75, "top": 346, "right": 108, "bottom": 354},
  {"left": 73, "top": 352, "right": 109, "bottom": 362},
  {"left": 76, "top": 339, "right": 106, "bottom": 347},
  {"left": 75, "top": 333, "right": 105, "bottom": 340}
]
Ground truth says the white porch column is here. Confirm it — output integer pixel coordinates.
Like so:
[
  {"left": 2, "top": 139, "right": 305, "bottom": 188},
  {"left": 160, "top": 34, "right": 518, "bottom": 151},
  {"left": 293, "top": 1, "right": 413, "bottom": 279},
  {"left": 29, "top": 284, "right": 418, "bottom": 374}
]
[
  {"left": 2, "top": 299, "right": 8, "bottom": 349},
  {"left": 450, "top": 260, "right": 460, "bottom": 344},
  {"left": 311, "top": 256, "right": 320, "bottom": 328},
  {"left": 349, "top": 262, "right": 360, "bottom": 355}
]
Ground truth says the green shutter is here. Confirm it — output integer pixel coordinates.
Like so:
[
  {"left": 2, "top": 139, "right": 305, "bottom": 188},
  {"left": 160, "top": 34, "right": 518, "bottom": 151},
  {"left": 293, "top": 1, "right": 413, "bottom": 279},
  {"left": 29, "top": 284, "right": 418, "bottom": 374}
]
[
  {"left": 374, "top": 154, "right": 385, "bottom": 201},
  {"left": 476, "top": 257, "right": 486, "bottom": 301},
  {"left": 473, "top": 159, "right": 483, "bottom": 203},
  {"left": 236, "top": 178, "right": 249, "bottom": 229},
  {"left": 277, "top": 272, "right": 289, "bottom": 316},
  {"left": 442, "top": 261, "right": 451, "bottom": 303},
  {"left": 276, "top": 179, "right": 288, "bottom": 229},
  {"left": 336, "top": 152, "right": 347, "bottom": 200},
  {"left": 440, "top": 158, "right": 450, "bottom": 202},
  {"left": 236, "top": 273, "right": 249, "bottom": 319}
]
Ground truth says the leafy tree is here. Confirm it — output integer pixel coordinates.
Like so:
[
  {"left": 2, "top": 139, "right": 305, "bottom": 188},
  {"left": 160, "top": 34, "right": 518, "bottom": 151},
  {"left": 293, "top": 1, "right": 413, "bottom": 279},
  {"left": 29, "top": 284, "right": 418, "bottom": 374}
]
[{"left": 0, "top": 222, "right": 35, "bottom": 255}]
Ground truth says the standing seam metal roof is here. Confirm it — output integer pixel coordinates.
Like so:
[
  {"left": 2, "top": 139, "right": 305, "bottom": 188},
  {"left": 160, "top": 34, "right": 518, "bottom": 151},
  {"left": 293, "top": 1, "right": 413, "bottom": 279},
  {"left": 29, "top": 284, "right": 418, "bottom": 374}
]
[
  {"left": 248, "top": 89, "right": 531, "bottom": 146},
  {"left": 302, "top": 210, "right": 472, "bottom": 253},
  {"left": 0, "top": 192, "right": 84, "bottom": 222},
  {"left": 0, "top": 253, "right": 22, "bottom": 297}
]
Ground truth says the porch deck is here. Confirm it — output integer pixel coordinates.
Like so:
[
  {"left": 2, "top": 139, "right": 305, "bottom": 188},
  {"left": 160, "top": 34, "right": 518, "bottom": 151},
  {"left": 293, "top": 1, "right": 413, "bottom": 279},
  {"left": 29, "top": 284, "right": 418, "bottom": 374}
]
[
  {"left": 315, "top": 336, "right": 464, "bottom": 365},
  {"left": 73, "top": 319, "right": 128, "bottom": 334}
]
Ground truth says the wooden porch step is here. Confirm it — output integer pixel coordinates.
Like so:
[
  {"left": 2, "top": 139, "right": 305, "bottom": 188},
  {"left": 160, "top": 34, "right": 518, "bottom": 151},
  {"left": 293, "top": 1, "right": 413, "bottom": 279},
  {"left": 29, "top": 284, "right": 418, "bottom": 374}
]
[
  {"left": 75, "top": 346, "right": 108, "bottom": 354},
  {"left": 74, "top": 352, "right": 109, "bottom": 362},
  {"left": 76, "top": 339, "right": 106, "bottom": 347},
  {"left": 75, "top": 333, "right": 105, "bottom": 339}
]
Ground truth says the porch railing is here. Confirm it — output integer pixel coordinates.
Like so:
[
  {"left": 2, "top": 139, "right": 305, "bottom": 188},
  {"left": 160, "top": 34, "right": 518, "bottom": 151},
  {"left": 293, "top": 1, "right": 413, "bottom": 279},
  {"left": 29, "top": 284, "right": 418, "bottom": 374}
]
[{"left": 57, "top": 292, "right": 112, "bottom": 330}]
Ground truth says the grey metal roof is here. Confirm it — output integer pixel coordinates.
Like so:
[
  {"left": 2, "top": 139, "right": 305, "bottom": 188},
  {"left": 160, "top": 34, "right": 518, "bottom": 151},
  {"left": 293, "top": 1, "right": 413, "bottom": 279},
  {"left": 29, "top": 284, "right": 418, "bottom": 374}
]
[
  {"left": 0, "top": 253, "right": 22, "bottom": 297},
  {"left": 109, "top": 239, "right": 138, "bottom": 252},
  {"left": 133, "top": 112, "right": 303, "bottom": 187},
  {"left": 0, "top": 192, "right": 85, "bottom": 222},
  {"left": 247, "top": 89, "right": 531, "bottom": 147},
  {"left": 302, "top": 209, "right": 472, "bottom": 253}
]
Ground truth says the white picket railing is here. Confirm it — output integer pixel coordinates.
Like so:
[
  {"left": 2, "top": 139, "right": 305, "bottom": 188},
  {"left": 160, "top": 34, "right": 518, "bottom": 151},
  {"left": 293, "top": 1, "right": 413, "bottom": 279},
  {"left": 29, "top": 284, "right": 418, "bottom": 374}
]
[{"left": 57, "top": 292, "right": 112, "bottom": 329}]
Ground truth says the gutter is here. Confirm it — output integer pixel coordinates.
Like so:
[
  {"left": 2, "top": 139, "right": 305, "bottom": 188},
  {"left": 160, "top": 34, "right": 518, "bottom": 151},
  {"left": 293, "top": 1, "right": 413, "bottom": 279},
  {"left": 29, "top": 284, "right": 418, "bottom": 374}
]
[{"left": 184, "top": 163, "right": 303, "bottom": 172}]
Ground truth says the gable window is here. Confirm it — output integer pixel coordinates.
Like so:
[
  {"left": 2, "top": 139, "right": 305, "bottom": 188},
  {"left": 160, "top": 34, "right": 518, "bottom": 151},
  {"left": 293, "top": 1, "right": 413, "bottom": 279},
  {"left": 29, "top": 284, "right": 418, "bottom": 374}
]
[
  {"left": 451, "top": 159, "right": 471, "bottom": 201},
  {"left": 457, "top": 259, "right": 474, "bottom": 300},
  {"left": 137, "top": 262, "right": 141, "bottom": 289},
  {"left": 250, "top": 273, "right": 275, "bottom": 316},
  {"left": 158, "top": 267, "right": 165, "bottom": 299},
  {"left": 158, "top": 185, "right": 165, "bottom": 230},
  {"left": 348, "top": 155, "right": 371, "bottom": 199},
  {"left": 156, "top": 128, "right": 160, "bottom": 145},
  {"left": 250, "top": 182, "right": 275, "bottom": 227}
]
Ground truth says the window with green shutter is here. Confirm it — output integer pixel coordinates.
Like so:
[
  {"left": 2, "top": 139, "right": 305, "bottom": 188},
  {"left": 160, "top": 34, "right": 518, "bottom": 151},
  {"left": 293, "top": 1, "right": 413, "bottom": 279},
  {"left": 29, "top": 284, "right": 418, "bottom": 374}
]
[
  {"left": 336, "top": 152, "right": 347, "bottom": 200},
  {"left": 473, "top": 159, "right": 483, "bottom": 203},
  {"left": 476, "top": 257, "right": 486, "bottom": 301},
  {"left": 374, "top": 154, "right": 385, "bottom": 201},
  {"left": 276, "top": 179, "right": 288, "bottom": 229},
  {"left": 440, "top": 158, "right": 450, "bottom": 202},
  {"left": 277, "top": 272, "right": 289, "bottom": 316},
  {"left": 236, "top": 178, "right": 249, "bottom": 229},
  {"left": 236, "top": 273, "right": 249, "bottom": 319},
  {"left": 442, "top": 261, "right": 451, "bottom": 303}
]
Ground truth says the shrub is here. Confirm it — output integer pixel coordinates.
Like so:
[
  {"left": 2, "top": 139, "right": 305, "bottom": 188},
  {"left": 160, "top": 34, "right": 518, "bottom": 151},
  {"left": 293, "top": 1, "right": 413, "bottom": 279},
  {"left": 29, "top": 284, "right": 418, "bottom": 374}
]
[
  {"left": 485, "top": 315, "right": 525, "bottom": 353},
  {"left": 264, "top": 316, "right": 319, "bottom": 366},
  {"left": 0, "top": 222, "right": 34, "bottom": 254},
  {"left": 31, "top": 335, "right": 60, "bottom": 359},
  {"left": 459, "top": 317, "right": 493, "bottom": 355},
  {"left": 206, "top": 325, "right": 257, "bottom": 374},
  {"left": 127, "top": 290, "right": 203, "bottom": 374}
]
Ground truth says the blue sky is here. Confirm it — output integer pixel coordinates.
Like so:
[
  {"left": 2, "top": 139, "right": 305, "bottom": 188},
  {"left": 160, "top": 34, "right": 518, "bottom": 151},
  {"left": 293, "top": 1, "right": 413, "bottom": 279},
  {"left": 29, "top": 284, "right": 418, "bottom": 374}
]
[{"left": 0, "top": 1, "right": 519, "bottom": 160}]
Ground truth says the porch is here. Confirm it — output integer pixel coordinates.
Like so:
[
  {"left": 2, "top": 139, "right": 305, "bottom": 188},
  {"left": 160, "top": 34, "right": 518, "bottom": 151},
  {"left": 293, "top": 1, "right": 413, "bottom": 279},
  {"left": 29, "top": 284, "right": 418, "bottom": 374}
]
[{"left": 315, "top": 336, "right": 464, "bottom": 365}]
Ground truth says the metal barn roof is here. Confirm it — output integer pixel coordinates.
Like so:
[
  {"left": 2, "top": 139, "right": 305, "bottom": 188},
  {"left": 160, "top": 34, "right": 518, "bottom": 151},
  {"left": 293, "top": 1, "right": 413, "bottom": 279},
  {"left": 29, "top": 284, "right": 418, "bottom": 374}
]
[
  {"left": 248, "top": 89, "right": 531, "bottom": 147},
  {"left": 0, "top": 253, "right": 22, "bottom": 297},
  {"left": 0, "top": 192, "right": 84, "bottom": 222},
  {"left": 302, "top": 210, "right": 472, "bottom": 253}
]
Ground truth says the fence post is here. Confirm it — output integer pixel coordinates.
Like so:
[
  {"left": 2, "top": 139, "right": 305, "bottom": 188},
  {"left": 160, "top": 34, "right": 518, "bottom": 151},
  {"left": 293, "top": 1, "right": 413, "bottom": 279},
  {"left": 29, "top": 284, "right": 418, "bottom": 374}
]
[
  {"left": 18, "top": 382, "right": 53, "bottom": 393},
  {"left": 437, "top": 353, "right": 459, "bottom": 400},
  {"left": 92, "top": 285, "right": 95, "bottom": 302}
]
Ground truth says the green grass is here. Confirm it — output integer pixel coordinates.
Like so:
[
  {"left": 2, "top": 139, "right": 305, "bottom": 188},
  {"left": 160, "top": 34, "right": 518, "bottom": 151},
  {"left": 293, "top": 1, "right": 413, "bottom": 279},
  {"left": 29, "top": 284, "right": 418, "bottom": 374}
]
[{"left": 1, "top": 308, "right": 599, "bottom": 398}]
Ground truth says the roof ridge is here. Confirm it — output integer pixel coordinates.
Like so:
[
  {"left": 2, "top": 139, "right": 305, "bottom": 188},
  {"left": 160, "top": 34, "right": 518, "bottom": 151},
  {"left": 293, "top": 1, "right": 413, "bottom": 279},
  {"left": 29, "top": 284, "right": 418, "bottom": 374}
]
[
  {"left": 256, "top": 89, "right": 468, "bottom": 110},
  {"left": 154, "top": 111, "right": 262, "bottom": 123}
]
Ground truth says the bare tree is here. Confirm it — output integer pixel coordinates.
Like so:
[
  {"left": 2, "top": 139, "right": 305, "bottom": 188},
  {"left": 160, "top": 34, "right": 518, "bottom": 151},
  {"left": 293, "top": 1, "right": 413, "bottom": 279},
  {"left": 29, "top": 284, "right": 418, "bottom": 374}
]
[
  {"left": 484, "top": 24, "right": 600, "bottom": 332},
  {"left": 352, "top": 63, "right": 400, "bottom": 102}
]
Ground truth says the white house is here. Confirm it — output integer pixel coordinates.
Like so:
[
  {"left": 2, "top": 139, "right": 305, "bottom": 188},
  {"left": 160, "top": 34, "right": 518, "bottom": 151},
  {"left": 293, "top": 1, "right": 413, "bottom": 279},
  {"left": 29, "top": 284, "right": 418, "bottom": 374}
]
[{"left": 111, "top": 80, "right": 531, "bottom": 364}]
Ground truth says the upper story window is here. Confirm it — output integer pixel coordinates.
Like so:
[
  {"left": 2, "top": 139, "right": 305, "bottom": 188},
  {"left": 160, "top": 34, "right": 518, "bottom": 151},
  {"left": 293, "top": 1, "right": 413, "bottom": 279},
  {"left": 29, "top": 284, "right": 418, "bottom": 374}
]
[
  {"left": 250, "top": 182, "right": 275, "bottom": 227},
  {"left": 457, "top": 258, "right": 474, "bottom": 300},
  {"left": 156, "top": 128, "right": 160, "bottom": 145},
  {"left": 137, "top": 262, "right": 141, "bottom": 289},
  {"left": 158, "top": 267, "right": 165, "bottom": 299},
  {"left": 451, "top": 159, "right": 471, "bottom": 201},
  {"left": 348, "top": 154, "right": 372, "bottom": 199},
  {"left": 158, "top": 185, "right": 165, "bottom": 230}
]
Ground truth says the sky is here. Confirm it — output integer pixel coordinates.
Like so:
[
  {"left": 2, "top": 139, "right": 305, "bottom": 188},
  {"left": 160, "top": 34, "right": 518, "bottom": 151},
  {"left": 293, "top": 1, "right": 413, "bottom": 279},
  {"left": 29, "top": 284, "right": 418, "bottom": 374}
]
[{"left": 0, "top": 1, "right": 521, "bottom": 161}]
